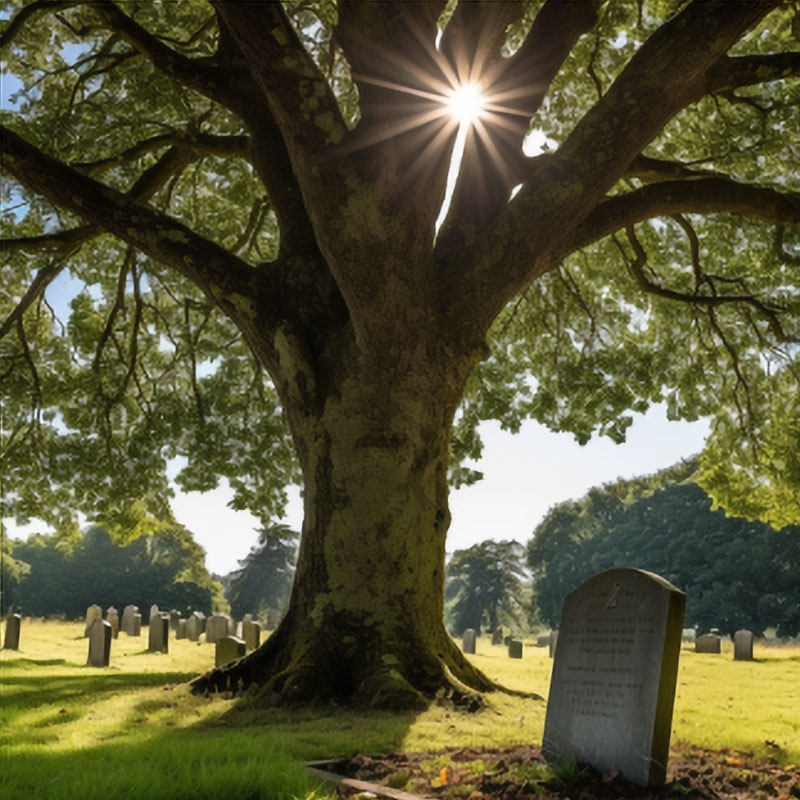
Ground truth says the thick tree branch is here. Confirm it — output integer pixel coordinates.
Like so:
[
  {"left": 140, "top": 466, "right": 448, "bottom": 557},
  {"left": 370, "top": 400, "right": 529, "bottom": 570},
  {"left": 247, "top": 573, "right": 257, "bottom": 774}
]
[
  {"left": 567, "top": 177, "right": 800, "bottom": 254},
  {"left": 707, "top": 52, "right": 800, "bottom": 94},
  {"left": 624, "top": 154, "right": 725, "bottom": 183},
  {"left": 446, "top": 0, "right": 781, "bottom": 341},
  {"left": 2, "top": 125, "right": 262, "bottom": 329},
  {"left": 0, "top": 0, "right": 83, "bottom": 50}
]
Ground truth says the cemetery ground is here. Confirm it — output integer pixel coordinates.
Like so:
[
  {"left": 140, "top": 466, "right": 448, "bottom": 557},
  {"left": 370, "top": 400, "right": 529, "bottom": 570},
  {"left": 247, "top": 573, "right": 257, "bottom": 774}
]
[{"left": 1, "top": 622, "right": 798, "bottom": 800}]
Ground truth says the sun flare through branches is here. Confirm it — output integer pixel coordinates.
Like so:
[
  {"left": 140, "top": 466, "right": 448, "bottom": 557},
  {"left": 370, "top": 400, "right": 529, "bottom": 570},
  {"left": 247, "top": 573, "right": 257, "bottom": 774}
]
[{"left": 446, "top": 82, "right": 486, "bottom": 126}]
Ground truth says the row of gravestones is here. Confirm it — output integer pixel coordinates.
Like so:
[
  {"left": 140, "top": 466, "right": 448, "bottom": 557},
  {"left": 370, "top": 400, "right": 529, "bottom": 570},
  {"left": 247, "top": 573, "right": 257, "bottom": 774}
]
[
  {"left": 460, "top": 568, "right": 765, "bottom": 788},
  {"left": 695, "top": 630, "right": 756, "bottom": 660},
  {"left": 462, "top": 628, "right": 559, "bottom": 659}
]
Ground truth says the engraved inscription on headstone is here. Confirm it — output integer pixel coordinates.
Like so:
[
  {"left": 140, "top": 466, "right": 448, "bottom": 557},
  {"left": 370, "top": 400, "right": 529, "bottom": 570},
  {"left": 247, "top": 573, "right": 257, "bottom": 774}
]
[
  {"left": 87, "top": 619, "right": 112, "bottom": 667},
  {"left": 3, "top": 613, "right": 21, "bottom": 650},
  {"left": 695, "top": 633, "right": 721, "bottom": 654},
  {"left": 84, "top": 604, "right": 103, "bottom": 637},
  {"left": 542, "top": 568, "right": 685, "bottom": 787},
  {"left": 462, "top": 628, "right": 476, "bottom": 654},
  {"left": 733, "top": 629, "right": 754, "bottom": 661},
  {"left": 216, "top": 635, "right": 246, "bottom": 667}
]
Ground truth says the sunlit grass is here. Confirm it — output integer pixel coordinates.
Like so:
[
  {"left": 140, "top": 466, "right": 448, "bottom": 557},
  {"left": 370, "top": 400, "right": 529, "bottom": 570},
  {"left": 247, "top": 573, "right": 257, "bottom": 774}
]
[{"left": 1, "top": 621, "right": 798, "bottom": 799}]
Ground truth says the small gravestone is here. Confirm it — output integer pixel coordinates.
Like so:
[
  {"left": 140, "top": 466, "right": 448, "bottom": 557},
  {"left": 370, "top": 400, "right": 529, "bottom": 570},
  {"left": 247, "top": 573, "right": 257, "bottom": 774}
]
[
  {"left": 491, "top": 628, "right": 503, "bottom": 645},
  {"left": 549, "top": 630, "right": 558, "bottom": 658},
  {"left": 121, "top": 605, "right": 139, "bottom": 635},
  {"left": 536, "top": 633, "right": 550, "bottom": 648},
  {"left": 206, "top": 614, "right": 229, "bottom": 644},
  {"left": 508, "top": 639, "right": 523, "bottom": 659},
  {"left": 503, "top": 635, "right": 512, "bottom": 646},
  {"left": 242, "top": 613, "right": 253, "bottom": 624},
  {"left": 169, "top": 610, "right": 181, "bottom": 630},
  {"left": 148, "top": 613, "right": 169, "bottom": 653},
  {"left": 87, "top": 619, "right": 112, "bottom": 667},
  {"left": 106, "top": 607, "right": 119, "bottom": 639},
  {"left": 733, "top": 629, "right": 754, "bottom": 661},
  {"left": 695, "top": 633, "right": 721, "bottom": 654},
  {"left": 462, "top": 628, "right": 476, "bottom": 654},
  {"left": 542, "top": 567, "right": 685, "bottom": 787},
  {"left": 3, "top": 613, "right": 21, "bottom": 650},
  {"left": 132, "top": 613, "right": 142, "bottom": 636},
  {"left": 189, "top": 610, "right": 206, "bottom": 634},
  {"left": 227, "top": 615, "right": 237, "bottom": 636},
  {"left": 149, "top": 604, "right": 160, "bottom": 625},
  {"left": 243, "top": 620, "right": 261, "bottom": 652},
  {"left": 187, "top": 615, "right": 201, "bottom": 641},
  {"left": 216, "top": 635, "right": 246, "bottom": 667},
  {"left": 84, "top": 604, "right": 103, "bottom": 637},
  {"left": 176, "top": 619, "right": 187, "bottom": 640}
]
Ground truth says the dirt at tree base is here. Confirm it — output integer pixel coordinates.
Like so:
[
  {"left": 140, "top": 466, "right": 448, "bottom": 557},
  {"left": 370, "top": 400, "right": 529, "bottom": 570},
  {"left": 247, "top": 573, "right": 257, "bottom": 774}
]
[{"left": 326, "top": 743, "right": 800, "bottom": 800}]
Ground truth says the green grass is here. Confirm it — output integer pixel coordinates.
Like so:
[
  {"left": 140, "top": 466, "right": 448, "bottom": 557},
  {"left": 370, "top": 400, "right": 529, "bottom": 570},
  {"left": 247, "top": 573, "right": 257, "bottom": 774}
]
[{"left": 1, "top": 621, "right": 799, "bottom": 799}]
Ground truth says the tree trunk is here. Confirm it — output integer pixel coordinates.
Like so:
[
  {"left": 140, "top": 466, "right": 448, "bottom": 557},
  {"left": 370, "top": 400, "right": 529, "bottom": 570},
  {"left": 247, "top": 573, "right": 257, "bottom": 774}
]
[{"left": 192, "top": 325, "right": 498, "bottom": 708}]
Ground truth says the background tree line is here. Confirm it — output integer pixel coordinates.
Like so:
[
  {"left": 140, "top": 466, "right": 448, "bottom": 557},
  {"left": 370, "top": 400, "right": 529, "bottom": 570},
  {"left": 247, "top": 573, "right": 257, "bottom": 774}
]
[{"left": 527, "top": 461, "right": 800, "bottom": 638}]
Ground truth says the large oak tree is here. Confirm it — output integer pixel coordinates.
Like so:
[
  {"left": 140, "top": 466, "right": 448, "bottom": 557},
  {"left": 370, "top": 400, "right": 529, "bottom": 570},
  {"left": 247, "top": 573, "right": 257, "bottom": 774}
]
[{"left": 2, "top": 0, "right": 799, "bottom": 707}]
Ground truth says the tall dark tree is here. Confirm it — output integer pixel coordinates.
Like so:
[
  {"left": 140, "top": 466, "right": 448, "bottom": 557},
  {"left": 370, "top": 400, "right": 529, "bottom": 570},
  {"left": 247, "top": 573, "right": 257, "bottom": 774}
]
[{"left": 2, "top": 2, "right": 800, "bottom": 706}]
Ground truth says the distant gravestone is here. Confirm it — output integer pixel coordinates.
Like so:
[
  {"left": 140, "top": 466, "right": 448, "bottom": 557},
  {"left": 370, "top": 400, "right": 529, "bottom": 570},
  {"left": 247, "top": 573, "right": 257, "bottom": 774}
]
[
  {"left": 148, "top": 613, "right": 169, "bottom": 653},
  {"left": 549, "top": 630, "right": 559, "bottom": 658},
  {"left": 132, "top": 613, "right": 142, "bottom": 637},
  {"left": 227, "top": 615, "right": 237, "bottom": 636},
  {"left": 149, "top": 604, "right": 160, "bottom": 625},
  {"left": 243, "top": 620, "right": 261, "bottom": 652},
  {"left": 84, "top": 604, "right": 103, "bottom": 637},
  {"left": 508, "top": 639, "right": 523, "bottom": 659},
  {"left": 542, "top": 568, "right": 685, "bottom": 787},
  {"left": 242, "top": 613, "right": 253, "bottom": 624},
  {"left": 121, "top": 605, "right": 139, "bottom": 635},
  {"left": 536, "top": 633, "right": 550, "bottom": 648},
  {"left": 462, "top": 628, "right": 476, "bottom": 654},
  {"left": 87, "top": 619, "right": 112, "bottom": 667},
  {"left": 169, "top": 610, "right": 181, "bottom": 630},
  {"left": 503, "top": 635, "right": 512, "bottom": 646},
  {"left": 186, "top": 615, "right": 201, "bottom": 641},
  {"left": 106, "top": 607, "right": 119, "bottom": 639},
  {"left": 695, "top": 633, "right": 721, "bottom": 654},
  {"left": 206, "top": 614, "right": 229, "bottom": 644},
  {"left": 190, "top": 610, "right": 206, "bottom": 634},
  {"left": 491, "top": 629, "right": 503, "bottom": 645},
  {"left": 733, "top": 630, "right": 754, "bottom": 661},
  {"left": 216, "top": 635, "right": 246, "bottom": 667},
  {"left": 3, "top": 613, "right": 21, "bottom": 650},
  {"left": 176, "top": 619, "right": 187, "bottom": 640}
]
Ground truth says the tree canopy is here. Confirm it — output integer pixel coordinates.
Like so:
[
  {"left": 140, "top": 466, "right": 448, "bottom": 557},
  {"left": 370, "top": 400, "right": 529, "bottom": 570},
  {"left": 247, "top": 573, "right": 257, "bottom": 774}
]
[{"left": 2, "top": 1, "right": 799, "bottom": 706}]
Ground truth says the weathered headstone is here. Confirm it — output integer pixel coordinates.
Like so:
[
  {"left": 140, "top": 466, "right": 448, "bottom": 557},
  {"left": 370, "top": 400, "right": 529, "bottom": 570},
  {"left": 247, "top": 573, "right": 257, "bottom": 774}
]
[
  {"left": 87, "top": 619, "right": 112, "bottom": 667},
  {"left": 106, "top": 606, "right": 119, "bottom": 639},
  {"left": 508, "top": 639, "right": 523, "bottom": 659},
  {"left": 733, "top": 629, "right": 754, "bottom": 661},
  {"left": 169, "top": 610, "right": 181, "bottom": 630},
  {"left": 190, "top": 610, "right": 206, "bottom": 634},
  {"left": 84, "top": 604, "right": 103, "bottom": 637},
  {"left": 227, "top": 615, "right": 237, "bottom": 636},
  {"left": 536, "top": 633, "right": 550, "bottom": 648},
  {"left": 121, "top": 604, "right": 139, "bottom": 635},
  {"left": 549, "top": 630, "right": 558, "bottom": 658},
  {"left": 132, "top": 613, "right": 142, "bottom": 637},
  {"left": 148, "top": 613, "right": 169, "bottom": 653},
  {"left": 503, "top": 635, "right": 512, "bottom": 646},
  {"left": 542, "top": 567, "right": 685, "bottom": 787},
  {"left": 695, "top": 633, "right": 721, "bottom": 654},
  {"left": 149, "top": 604, "right": 160, "bottom": 625},
  {"left": 242, "top": 613, "right": 253, "bottom": 625},
  {"left": 243, "top": 620, "right": 261, "bottom": 652},
  {"left": 462, "top": 628, "right": 476, "bottom": 654},
  {"left": 186, "top": 615, "right": 201, "bottom": 641},
  {"left": 216, "top": 635, "right": 246, "bottom": 667},
  {"left": 176, "top": 619, "right": 187, "bottom": 640},
  {"left": 206, "top": 614, "right": 229, "bottom": 644},
  {"left": 3, "top": 613, "right": 21, "bottom": 650},
  {"left": 491, "top": 628, "right": 503, "bottom": 645}
]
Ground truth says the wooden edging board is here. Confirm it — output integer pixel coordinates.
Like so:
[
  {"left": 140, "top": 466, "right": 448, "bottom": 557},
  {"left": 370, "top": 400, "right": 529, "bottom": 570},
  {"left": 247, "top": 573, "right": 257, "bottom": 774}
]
[{"left": 306, "top": 761, "right": 431, "bottom": 800}]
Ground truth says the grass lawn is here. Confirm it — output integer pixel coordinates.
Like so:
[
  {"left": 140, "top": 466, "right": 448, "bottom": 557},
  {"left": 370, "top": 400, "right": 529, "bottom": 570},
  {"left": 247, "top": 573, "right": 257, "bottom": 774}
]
[{"left": 1, "top": 620, "right": 798, "bottom": 799}]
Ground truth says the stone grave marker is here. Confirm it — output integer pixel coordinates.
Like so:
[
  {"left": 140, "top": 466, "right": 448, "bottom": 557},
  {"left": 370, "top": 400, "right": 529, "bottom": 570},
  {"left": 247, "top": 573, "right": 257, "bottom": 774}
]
[
  {"left": 536, "top": 633, "right": 550, "bottom": 647},
  {"left": 462, "top": 628, "right": 476, "bottom": 654},
  {"left": 491, "top": 628, "right": 503, "bottom": 645},
  {"left": 87, "top": 619, "right": 112, "bottom": 667},
  {"left": 508, "top": 639, "right": 523, "bottom": 659},
  {"left": 242, "top": 613, "right": 253, "bottom": 624},
  {"left": 149, "top": 604, "right": 160, "bottom": 625},
  {"left": 206, "top": 614, "right": 229, "bottom": 644},
  {"left": 148, "top": 613, "right": 169, "bottom": 653},
  {"left": 191, "top": 610, "right": 206, "bottom": 634},
  {"left": 186, "top": 615, "right": 201, "bottom": 641},
  {"left": 503, "top": 635, "right": 512, "bottom": 646},
  {"left": 106, "top": 606, "right": 119, "bottom": 639},
  {"left": 132, "top": 613, "right": 142, "bottom": 636},
  {"left": 121, "top": 605, "right": 139, "bottom": 635},
  {"left": 695, "top": 633, "right": 721, "bottom": 654},
  {"left": 176, "top": 619, "right": 187, "bottom": 640},
  {"left": 84, "top": 604, "right": 103, "bottom": 637},
  {"left": 549, "top": 630, "right": 559, "bottom": 658},
  {"left": 216, "top": 635, "right": 246, "bottom": 667},
  {"left": 243, "top": 620, "right": 261, "bottom": 652},
  {"left": 733, "top": 629, "right": 754, "bottom": 661},
  {"left": 542, "top": 567, "right": 685, "bottom": 787},
  {"left": 227, "top": 615, "right": 237, "bottom": 636},
  {"left": 3, "top": 613, "right": 21, "bottom": 650},
  {"left": 169, "top": 610, "right": 181, "bottom": 630}
]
